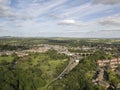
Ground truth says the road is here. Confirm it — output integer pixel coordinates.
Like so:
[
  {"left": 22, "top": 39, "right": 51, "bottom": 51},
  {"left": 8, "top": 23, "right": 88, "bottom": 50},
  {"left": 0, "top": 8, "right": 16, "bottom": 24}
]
[{"left": 46, "top": 55, "right": 81, "bottom": 90}]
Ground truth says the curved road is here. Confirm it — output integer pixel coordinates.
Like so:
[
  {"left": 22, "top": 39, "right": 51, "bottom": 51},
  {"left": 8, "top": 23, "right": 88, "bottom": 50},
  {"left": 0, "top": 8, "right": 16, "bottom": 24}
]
[{"left": 46, "top": 55, "right": 82, "bottom": 90}]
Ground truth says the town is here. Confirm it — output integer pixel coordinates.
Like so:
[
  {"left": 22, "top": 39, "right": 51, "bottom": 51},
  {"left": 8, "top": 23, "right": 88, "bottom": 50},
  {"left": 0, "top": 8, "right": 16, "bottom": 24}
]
[{"left": 0, "top": 38, "right": 120, "bottom": 90}]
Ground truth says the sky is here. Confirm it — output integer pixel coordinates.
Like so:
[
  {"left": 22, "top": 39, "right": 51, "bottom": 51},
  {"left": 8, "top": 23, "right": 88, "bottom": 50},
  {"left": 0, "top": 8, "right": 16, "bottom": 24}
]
[{"left": 0, "top": 0, "right": 120, "bottom": 38}]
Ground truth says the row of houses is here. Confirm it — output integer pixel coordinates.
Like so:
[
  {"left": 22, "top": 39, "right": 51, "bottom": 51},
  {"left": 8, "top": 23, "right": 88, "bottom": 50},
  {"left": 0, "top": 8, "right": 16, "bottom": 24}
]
[
  {"left": 92, "top": 68, "right": 110, "bottom": 89},
  {"left": 0, "top": 43, "right": 97, "bottom": 58},
  {"left": 97, "top": 58, "right": 120, "bottom": 71},
  {"left": 0, "top": 51, "right": 28, "bottom": 57}
]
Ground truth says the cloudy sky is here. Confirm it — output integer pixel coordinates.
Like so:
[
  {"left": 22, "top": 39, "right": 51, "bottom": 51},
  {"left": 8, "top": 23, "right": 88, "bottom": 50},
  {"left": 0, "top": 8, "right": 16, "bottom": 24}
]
[{"left": 0, "top": 0, "right": 120, "bottom": 38}]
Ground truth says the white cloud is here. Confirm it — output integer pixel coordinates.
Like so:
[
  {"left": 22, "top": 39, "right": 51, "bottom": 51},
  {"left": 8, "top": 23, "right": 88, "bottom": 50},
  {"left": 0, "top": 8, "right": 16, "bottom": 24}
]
[
  {"left": 49, "top": 14, "right": 65, "bottom": 19},
  {"left": 52, "top": 2, "right": 117, "bottom": 20},
  {"left": 58, "top": 19, "right": 76, "bottom": 25},
  {"left": 98, "top": 14, "right": 120, "bottom": 26},
  {"left": 0, "top": 0, "right": 13, "bottom": 18},
  {"left": 92, "top": 0, "right": 120, "bottom": 5},
  {"left": 14, "top": 0, "right": 67, "bottom": 20},
  {"left": 57, "top": 19, "right": 87, "bottom": 26},
  {"left": 0, "top": 0, "right": 10, "bottom": 4},
  {"left": 0, "top": 0, "right": 68, "bottom": 20}
]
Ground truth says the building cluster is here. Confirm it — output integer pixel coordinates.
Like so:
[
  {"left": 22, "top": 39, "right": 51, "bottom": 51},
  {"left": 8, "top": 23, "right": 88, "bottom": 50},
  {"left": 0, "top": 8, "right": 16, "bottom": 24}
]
[
  {"left": 0, "top": 51, "right": 28, "bottom": 57},
  {"left": 0, "top": 44, "right": 93, "bottom": 57},
  {"left": 97, "top": 58, "right": 120, "bottom": 71},
  {"left": 0, "top": 44, "right": 69, "bottom": 57},
  {"left": 92, "top": 68, "right": 110, "bottom": 89},
  {"left": 0, "top": 44, "right": 114, "bottom": 59},
  {"left": 93, "top": 58, "right": 120, "bottom": 89},
  {"left": 25, "top": 44, "right": 70, "bottom": 55}
]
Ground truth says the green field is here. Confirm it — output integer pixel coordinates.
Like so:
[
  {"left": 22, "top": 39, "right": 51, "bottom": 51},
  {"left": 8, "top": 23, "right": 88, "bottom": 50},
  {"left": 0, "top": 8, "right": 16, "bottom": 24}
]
[
  {"left": 0, "top": 55, "right": 14, "bottom": 63},
  {"left": 0, "top": 50, "right": 69, "bottom": 90}
]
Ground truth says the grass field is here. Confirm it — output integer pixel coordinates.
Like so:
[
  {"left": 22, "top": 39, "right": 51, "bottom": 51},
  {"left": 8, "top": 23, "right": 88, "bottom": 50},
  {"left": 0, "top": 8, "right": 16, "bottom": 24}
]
[
  {"left": 0, "top": 55, "right": 14, "bottom": 63},
  {"left": 5, "top": 52, "right": 68, "bottom": 90}
]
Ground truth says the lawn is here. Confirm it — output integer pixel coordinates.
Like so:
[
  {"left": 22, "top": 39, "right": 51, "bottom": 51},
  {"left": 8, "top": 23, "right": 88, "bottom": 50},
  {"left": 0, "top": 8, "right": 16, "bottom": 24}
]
[
  {"left": 11, "top": 53, "right": 68, "bottom": 90},
  {"left": 0, "top": 55, "right": 14, "bottom": 63},
  {"left": 0, "top": 52, "right": 69, "bottom": 90}
]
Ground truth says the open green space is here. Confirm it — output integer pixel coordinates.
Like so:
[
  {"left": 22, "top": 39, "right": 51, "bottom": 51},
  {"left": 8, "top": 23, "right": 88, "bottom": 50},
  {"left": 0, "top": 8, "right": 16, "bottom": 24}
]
[{"left": 0, "top": 49, "right": 69, "bottom": 90}]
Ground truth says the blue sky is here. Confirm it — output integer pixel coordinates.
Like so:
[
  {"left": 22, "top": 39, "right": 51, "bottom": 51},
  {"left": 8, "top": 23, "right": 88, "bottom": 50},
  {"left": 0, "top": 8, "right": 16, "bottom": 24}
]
[{"left": 0, "top": 0, "right": 120, "bottom": 38}]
